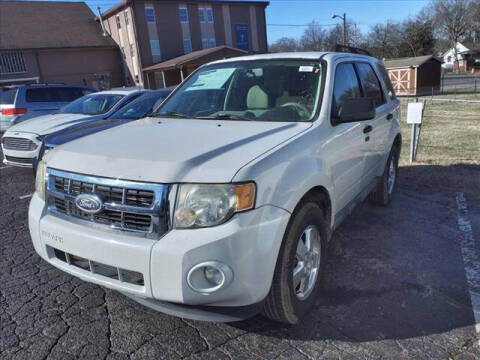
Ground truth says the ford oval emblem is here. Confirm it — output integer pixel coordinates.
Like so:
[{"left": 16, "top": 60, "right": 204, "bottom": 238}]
[{"left": 75, "top": 194, "right": 103, "bottom": 214}]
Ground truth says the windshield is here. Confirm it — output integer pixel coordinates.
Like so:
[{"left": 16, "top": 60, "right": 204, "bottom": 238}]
[
  {"left": 113, "top": 93, "right": 166, "bottom": 119},
  {"left": 60, "top": 94, "right": 124, "bottom": 115},
  {"left": 156, "top": 60, "right": 323, "bottom": 122}
]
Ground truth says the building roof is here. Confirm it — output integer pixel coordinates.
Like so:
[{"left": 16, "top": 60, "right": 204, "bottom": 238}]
[
  {"left": 143, "top": 46, "right": 248, "bottom": 71},
  {"left": 102, "top": 0, "right": 269, "bottom": 18},
  {"left": 0, "top": 1, "right": 117, "bottom": 50},
  {"left": 383, "top": 55, "right": 441, "bottom": 69}
]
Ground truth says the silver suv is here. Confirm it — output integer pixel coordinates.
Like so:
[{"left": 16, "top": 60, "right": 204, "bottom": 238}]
[
  {"left": 30, "top": 52, "right": 401, "bottom": 323},
  {"left": 0, "top": 84, "right": 94, "bottom": 132}
]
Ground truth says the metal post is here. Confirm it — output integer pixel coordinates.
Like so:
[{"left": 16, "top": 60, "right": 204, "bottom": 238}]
[
  {"left": 410, "top": 124, "right": 417, "bottom": 163},
  {"left": 343, "top": 13, "right": 347, "bottom": 46}
]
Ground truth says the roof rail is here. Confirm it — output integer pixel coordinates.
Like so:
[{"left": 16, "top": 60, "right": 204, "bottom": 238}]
[{"left": 335, "top": 44, "right": 371, "bottom": 56}]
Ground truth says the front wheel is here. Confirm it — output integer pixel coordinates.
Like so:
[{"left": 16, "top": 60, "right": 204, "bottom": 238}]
[
  {"left": 263, "top": 201, "right": 327, "bottom": 324},
  {"left": 370, "top": 146, "right": 399, "bottom": 206}
]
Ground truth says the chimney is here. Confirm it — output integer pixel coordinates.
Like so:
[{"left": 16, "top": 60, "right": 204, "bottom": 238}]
[{"left": 97, "top": 6, "right": 108, "bottom": 37}]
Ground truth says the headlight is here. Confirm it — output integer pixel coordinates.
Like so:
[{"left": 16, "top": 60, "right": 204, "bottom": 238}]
[
  {"left": 35, "top": 160, "right": 47, "bottom": 200},
  {"left": 174, "top": 183, "right": 256, "bottom": 229}
]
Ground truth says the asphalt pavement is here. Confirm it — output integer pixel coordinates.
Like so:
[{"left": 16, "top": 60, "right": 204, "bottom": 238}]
[{"left": 1, "top": 155, "right": 480, "bottom": 359}]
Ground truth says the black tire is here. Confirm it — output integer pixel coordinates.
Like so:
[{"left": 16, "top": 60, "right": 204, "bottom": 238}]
[
  {"left": 263, "top": 201, "right": 328, "bottom": 324},
  {"left": 370, "top": 145, "right": 399, "bottom": 206}
]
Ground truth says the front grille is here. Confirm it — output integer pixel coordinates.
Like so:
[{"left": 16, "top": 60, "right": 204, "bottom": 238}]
[
  {"left": 5, "top": 155, "right": 33, "bottom": 164},
  {"left": 54, "top": 177, "right": 154, "bottom": 207},
  {"left": 2, "top": 137, "right": 37, "bottom": 151},
  {"left": 46, "top": 168, "right": 170, "bottom": 237},
  {"left": 49, "top": 246, "right": 144, "bottom": 286}
]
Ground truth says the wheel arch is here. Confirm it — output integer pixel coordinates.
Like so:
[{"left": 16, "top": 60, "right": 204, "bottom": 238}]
[{"left": 294, "top": 186, "right": 333, "bottom": 240}]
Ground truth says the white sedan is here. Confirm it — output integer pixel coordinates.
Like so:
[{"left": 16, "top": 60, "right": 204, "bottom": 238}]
[{"left": 1, "top": 89, "right": 144, "bottom": 167}]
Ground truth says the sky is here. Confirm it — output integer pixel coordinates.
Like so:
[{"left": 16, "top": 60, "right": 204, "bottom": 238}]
[{"left": 76, "top": 0, "right": 430, "bottom": 43}]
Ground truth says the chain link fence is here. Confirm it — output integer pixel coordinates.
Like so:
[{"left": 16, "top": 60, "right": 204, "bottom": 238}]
[{"left": 397, "top": 94, "right": 480, "bottom": 164}]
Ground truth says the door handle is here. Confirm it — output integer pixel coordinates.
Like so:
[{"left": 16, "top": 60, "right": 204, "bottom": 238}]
[
  {"left": 386, "top": 113, "right": 394, "bottom": 120},
  {"left": 363, "top": 125, "right": 373, "bottom": 134}
]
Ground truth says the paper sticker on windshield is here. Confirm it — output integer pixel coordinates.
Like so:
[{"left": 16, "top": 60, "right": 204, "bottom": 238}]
[{"left": 299, "top": 66, "right": 314, "bottom": 72}]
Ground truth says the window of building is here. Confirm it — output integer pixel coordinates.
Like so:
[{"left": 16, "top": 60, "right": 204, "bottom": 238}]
[
  {"left": 145, "top": 7, "right": 155, "bottom": 23},
  {"left": 129, "top": 44, "right": 135, "bottom": 58},
  {"left": 183, "top": 38, "right": 192, "bottom": 54},
  {"left": 202, "top": 38, "right": 209, "bottom": 49},
  {"left": 120, "top": 46, "right": 126, "bottom": 60},
  {"left": 116, "top": 15, "right": 121, "bottom": 29},
  {"left": 206, "top": 8, "right": 213, "bottom": 23},
  {"left": 0, "top": 52, "right": 26, "bottom": 74},
  {"left": 355, "top": 62, "right": 386, "bottom": 107},
  {"left": 124, "top": 10, "right": 129, "bottom": 26},
  {"left": 198, "top": 8, "right": 205, "bottom": 23},
  {"left": 209, "top": 38, "right": 216, "bottom": 48},
  {"left": 150, "top": 40, "right": 161, "bottom": 57},
  {"left": 235, "top": 24, "right": 249, "bottom": 51},
  {"left": 179, "top": 7, "right": 189, "bottom": 23}
]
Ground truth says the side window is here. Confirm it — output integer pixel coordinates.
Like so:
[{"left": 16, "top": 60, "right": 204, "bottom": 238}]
[
  {"left": 332, "top": 63, "right": 362, "bottom": 121},
  {"left": 376, "top": 63, "right": 396, "bottom": 100},
  {"left": 26, "top": 88, "right": 53, "bottom": 102},
  {"left": 355, "top": 63, "right": 385, "bottom": 107},
  {"left": 54, "top": 88, "right": 84, "bottom": 102}
]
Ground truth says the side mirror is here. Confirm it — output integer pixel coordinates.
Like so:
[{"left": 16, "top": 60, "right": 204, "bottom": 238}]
[{"left": 337, "top": 98, "right": 375, "bottom": 123}]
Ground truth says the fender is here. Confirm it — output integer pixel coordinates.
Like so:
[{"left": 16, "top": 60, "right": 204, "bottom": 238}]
[{"left": 233, "top": 127, "right": 336, "bottom": 226}]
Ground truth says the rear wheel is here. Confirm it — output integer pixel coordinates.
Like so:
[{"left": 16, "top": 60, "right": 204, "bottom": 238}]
[
  {"left": 263, "top": 201, "right": 327, "bottom": 324},
  {"left": 370, "top": 145, "right": 399, "bottom": 206}
]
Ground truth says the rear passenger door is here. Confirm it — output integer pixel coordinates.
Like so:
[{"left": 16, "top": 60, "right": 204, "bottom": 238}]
[
  {"left": 355, "top": 62, "right": 390, "bottom": 181},
  {"left": 329, "top": 62, "right": 368, "bottom": 211}
]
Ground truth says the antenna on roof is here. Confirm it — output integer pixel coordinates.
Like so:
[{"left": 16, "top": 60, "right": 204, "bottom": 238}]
[{"left": 97, "top": 6, "right": 108, "bottom": 37}]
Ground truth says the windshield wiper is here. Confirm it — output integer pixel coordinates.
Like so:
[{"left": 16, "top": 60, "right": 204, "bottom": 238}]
[
  {"left": 197, "top": 113, "right": 253, "bottom": 121},
  {"left": 154, "top": 111, "right": 192, "bottom": 119}
]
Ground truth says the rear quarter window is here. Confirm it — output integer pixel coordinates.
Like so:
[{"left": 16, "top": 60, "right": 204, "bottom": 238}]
[
  {"left": 0, "top": 88, "right": 18, "bottom": 104},
  {"left": 377, "top": 63, "right": 396, "bottom": 100}
]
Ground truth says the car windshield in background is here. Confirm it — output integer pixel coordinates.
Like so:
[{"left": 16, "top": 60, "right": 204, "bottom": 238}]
[
  {"left": 113, "top": 94, "right": 166, "bottom": 120},
  {"left": 60, "top": 94, "right": 124, "bottom": 115},
  {"left": 156, "top": 60, "right": 323, "bottom": 122}
]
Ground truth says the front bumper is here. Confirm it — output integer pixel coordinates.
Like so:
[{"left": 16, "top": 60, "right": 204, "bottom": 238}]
[
  {"left": 2, "top": 132, "right": 41, "bottom": 168},
  {"left": 29, "top": 193, "right": 291, "bottom": 319}
]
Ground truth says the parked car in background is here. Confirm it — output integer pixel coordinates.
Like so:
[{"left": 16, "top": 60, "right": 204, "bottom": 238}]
[
  {"left": 1, "top": 89, "right": 145, "bottom": 167},
  {"left": 36, "top": 88, "right": 173, "bottom": 166},
  {"left": 29, "top": 52, "right": 401, "bottom": 323},
  {"left": 0, "top": 84, "right": 95, "bottom": 132}
]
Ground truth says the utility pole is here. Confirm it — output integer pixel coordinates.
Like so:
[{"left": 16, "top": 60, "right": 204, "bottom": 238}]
[{"left": 332, "top": 13, "right": 347, "bottom": 46}]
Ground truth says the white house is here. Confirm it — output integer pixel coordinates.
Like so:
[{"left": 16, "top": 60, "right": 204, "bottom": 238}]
[{"left": 442, "top": 42, "right": 480, "bottom": 72}]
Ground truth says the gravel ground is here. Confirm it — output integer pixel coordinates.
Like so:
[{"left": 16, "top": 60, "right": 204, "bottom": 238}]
[{"left": 1, "top": 156, "right": 480, "bottom": 360}]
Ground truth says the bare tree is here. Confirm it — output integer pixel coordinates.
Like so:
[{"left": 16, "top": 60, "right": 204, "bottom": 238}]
[
  {"left": 300, "top": 21, "right": 327, "bottom": 51},
  {"left": 365, "top": 21, "right": 402, "bottom": 59},
  {"left": 433, "top": 0, "right": 471, "bottom": 72},
  {"left": 269, "top": 37, "right": 300, "bottom": 53}
]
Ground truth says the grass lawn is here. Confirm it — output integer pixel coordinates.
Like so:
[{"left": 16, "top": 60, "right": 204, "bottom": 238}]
[{"left": 397, "top": 97, "right": 480, "bottom": 196}]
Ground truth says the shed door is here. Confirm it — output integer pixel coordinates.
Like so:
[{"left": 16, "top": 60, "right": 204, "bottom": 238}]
[{"left": 389, "top": 69, "right": 411, "bottom": 95}]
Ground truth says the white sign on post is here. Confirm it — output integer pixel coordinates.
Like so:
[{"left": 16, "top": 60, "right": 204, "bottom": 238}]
[
  {"left": 407, "top": 102, "right": 423, "bottom": 124},
  {"left": 406, "top": 101, "right": 424, "bottom": 163}
]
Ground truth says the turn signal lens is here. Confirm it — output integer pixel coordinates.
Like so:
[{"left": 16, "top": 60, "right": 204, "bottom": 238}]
[{"left": 235, "top": 183, "right": 255, "bottom": 211}]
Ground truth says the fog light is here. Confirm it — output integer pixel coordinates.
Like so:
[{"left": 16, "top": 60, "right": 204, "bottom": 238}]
[
  {"left": 204, "top": 266, "right": 223, "bottom": 286},
  {"left": 187, "top": 261, "right": 233, "bottom": 293}
]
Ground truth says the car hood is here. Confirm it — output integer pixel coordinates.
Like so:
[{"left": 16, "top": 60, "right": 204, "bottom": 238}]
[
  {"left": 45, "top": 118, "right": 128, "bottom": 147},
  {"left": 6, "top": 113, "right": 95, "bottom": 136},
  {"left": 45, "top": 117, "right": 311, "bottom": 183}
]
